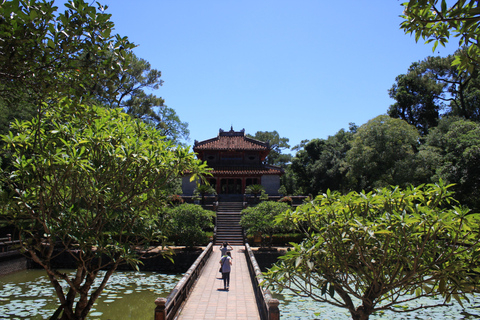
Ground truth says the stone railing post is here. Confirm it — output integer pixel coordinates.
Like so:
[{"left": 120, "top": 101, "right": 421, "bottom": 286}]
[
  {"left": 154, "top": 297, "right": 167, "bottom": 320},
  {"left": 267, "top": 298, "right": 280, "bottom": 320}
]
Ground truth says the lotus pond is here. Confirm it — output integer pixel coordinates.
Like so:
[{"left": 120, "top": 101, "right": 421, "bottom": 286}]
[
  {"left": 275, "top": 288, "right": 480, "bottom": 320},
  {"left": 0, "top": 270, "right": 182, "bottom": 320}
]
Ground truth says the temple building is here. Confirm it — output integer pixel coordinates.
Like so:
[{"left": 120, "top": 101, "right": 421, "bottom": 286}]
[{"left": 182, "top": 128, "right": 284, "bottom": 198}]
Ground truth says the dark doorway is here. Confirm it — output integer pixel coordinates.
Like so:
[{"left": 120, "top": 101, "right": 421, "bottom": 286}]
[{"left": 220, "top": 178, "right": 242, "bottom": 194}]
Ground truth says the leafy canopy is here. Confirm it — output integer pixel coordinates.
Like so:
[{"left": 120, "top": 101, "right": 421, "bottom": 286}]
[
  {"left": 247, "top": 131, "right": 292, "bottom": 167},
  {"left": 263, "top": 182, "right": 480, "bottom": 320},
  {"left": 164, "top": 203, "right": 214, "bottom": 247},
  {"left": 245, "top": 184, "right": 265, "bottom": 196},
  {"left": 401, "top": 0, "right": 480, "bottom": 74},
  {"left": 388, "top": 54, "right": 480, "bottom": 130},
  {"left": 290, "top": 128, "right": 353, "bottom": 195},
  {"left": 0, "top": 101, "right": 209, "bottom": 320},
  {"left": 240, "top": 201, "right": 292, "bottom": 248},
  {"left": 0, "top": 0, "right": 134, "bottom": 105},
  {"left": 422, "top": 117, "right": 480, "bottom": 210},
  {"left": 346, "top": 115, "right": 420, "bottom": 191}
]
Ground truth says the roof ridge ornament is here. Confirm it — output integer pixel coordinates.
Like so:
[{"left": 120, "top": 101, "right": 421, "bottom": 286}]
[{"left": 218, "top": 127, "right": 246, "bottom": 137}]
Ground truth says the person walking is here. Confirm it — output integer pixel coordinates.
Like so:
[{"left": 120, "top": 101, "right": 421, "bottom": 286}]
[
  {"left": 220, "top": 242, "right": 233, "bottom": 257},
  {"left": 219, "top": 251, "right": 232, "bottom": 290}
]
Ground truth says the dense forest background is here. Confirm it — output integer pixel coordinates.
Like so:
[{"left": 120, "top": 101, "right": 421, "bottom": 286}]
[{"left": 252, "top": 52, "right": 480, "bottom": 212}]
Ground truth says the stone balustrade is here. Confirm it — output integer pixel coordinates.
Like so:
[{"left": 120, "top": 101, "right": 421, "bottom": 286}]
[
  {"left": 154, "top": 242, "right": 213, "bottom": 320},
  {"left": 244, "top": 243, "right": 280, "bottom": 320}
]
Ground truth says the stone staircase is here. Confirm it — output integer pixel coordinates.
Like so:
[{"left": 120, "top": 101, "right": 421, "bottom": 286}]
[{"left": 215, "top": 201, "right": 244, "bottom": 245}]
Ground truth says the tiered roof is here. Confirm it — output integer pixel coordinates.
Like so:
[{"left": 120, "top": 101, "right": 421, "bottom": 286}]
[
  {"left": 193, "top": 128, "right": 283, "bottom": 176},
  {"left": 194, "top": 128, "right": 269, "bottom": 153},
  {"left": 194, "top": 128, "right": 270, "bottom": 162}
]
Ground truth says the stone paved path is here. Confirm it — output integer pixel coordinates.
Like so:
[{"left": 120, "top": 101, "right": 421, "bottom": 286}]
[{"left": 177, "top": 245, "right": 260, "bottom": 320}]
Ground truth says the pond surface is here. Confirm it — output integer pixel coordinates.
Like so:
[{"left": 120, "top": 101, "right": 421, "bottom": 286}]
[
  {"left": 0, "top": 269, "right": 182, "bottom": 320},
  {"left": 275, "top": 289, "right": 480, "bottom": 320}
]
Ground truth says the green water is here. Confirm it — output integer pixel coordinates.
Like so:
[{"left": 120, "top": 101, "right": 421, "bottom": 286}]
[{"left": 0, "top": 270, "right": 182, "bottom": 320}]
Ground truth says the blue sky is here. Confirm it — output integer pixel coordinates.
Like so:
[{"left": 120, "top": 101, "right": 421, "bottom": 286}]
[{"left": 95, "top": 0, "right": 458, "bottom": 152}]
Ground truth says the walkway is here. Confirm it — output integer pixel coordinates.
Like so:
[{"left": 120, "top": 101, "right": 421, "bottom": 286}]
[{"left": 177, "top": 245, "right": 260, "bottom": 320}]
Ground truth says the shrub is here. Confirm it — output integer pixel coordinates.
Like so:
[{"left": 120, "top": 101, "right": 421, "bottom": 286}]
[
  {"left": 278, "top": 196, "right": 292, "bottom": 205},
  {"left": 164, "top": 204, "right": 214, "bottom": 247},
  {"left": 264, "top": 182, "right": 480, "bottom": 320},
  {"left": 193, "top": 184, "right": 217, "bottom": 205},
  {"left": 245, "top": 184, "right": 265, "bottom": 198},
  {"left": 259, "top": 190, "right": 269, "bottom": 201},
  {"left": 169, "top": 194, "right": 184, "bottom": 205},
  {"left": 240, "top": 201, "right": 291, "bottom": 248}
]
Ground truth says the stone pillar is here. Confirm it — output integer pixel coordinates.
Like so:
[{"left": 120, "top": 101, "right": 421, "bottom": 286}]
[
  {"left": 155, "top": 297, "right": 167, "bottom": 320},
  {"left": 268, "top": 298, "right": 280, "bottom": 320}
]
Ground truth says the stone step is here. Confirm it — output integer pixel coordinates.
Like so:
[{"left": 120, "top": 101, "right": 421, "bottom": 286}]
[
  {"left": 217, "top": 212, "right": 242, "bottom": 215},
  {"left": 216, "top": 232, "right": 242, "bottom": 236},
  {"left": 215, "top": 201, "right": 245, "bottom": 245},
  {"left": 216, "top": 238, "right": 243, "bottom": 243},
  {"left": 216, "top": 225, "right": 241, "bottom": 229},
  {"left": 217, "top": 220, "right": 240, "bottom": 223},
  {"left": 216, "top": 229, "right": 242, "bottom": 233}
]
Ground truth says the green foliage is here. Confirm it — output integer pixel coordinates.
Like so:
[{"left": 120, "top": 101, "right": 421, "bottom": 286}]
[
  {"left": 279, "top": 165, "right": 299, "bottom": 196},
  {"left": 388, "top": 54, "right": 480, "bottom": 130},
  {"left": 247, "top": 130, "right": 292, "bottom": 167},
  {"left": 245, "top": 184, "right": 265, "bottom": 198},
  {"left": 388, "top": 59, "right": 445, "bottom": 135},
  {"left": 277, "top": 185, "right": 287, "bottom": 196},
  {"left": 194, "top": 184, "right": 217, "bottom": 196},
  {"left": 264, "top": 182, "right": 480, "bottom": 320},
  {"left": 240, "top": 201, "right": 291, "bottom": 247},
  {"left": 169, "top": 194, "right": 184, "bottom": 205},
  {"left": 259, "top": 190, "right": 269, "bottom": 201},
  {"left": 278, "top": 196, "right": 292, "bottom": 205},
  {"left": 291, "top": 128, "right": 353, "bottom": 196},
  {"left": 0, "top": 0, "right": 134, "bottom": 107},
  {"left": 401, "top": 0, "right": 480, "bottom": 75},
  {"left": 164, "top": 204, "right": 214, "bottom": 247},
  {"left": 421, "top": 117, "right": 480, "bottom": 210},
  {"left": 346, "top": 115, "right": 420, "bottom": 191},
  {"left": 0, "top": 101, "right": 209, "bottom": 320},
  {"left": 193, "top": 184, "right": 216, "bottom": 205},
  {"left": 111, "top": 54, "right": 190, "bottom": 143},
  {"left": 0, "top": 2, "right": 189, "bottom": 144}
]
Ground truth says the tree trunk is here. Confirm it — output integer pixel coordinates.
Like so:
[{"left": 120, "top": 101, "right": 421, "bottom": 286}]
[{"left": 350, "top": 306, "right": 373, "bottom": 320}]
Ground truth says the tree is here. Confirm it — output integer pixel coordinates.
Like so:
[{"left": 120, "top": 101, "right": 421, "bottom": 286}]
[
  {"left": 194, "top": 184, "right": 217, "bottom": 206},
  {"left": 388, "top": 59, "right": 445, "bottom": 135},
  {"left": 0, "top": 2, "right": 189, "bottom": 143},
  {"left": 400, "top": 0, "right": 480, "bottom": 75},
  {"left": 240, "top": 201, "right": 291, "bottom": 248},
  {"left": 422, "top": 117, "right": 480, "bottom": 211},
  {"left": 0, "top": 0, "right": 133, "bottom": 109},
  {"left": 345, "top": 115, "right": 420, "bottom": 191},
  {"left": 388, "top": 54, "right": 480, "bottom": 130},
  {"left": 245, "top": 184, "right": 265, "bottom": 199},
  {"left": 247, "top": 131, "right": 292, "bottom": 167},
  {"left": 264, "top": 183, "right": 480, "bottom": 320},
  {"left": 279, "top": 166, "right": 298, "bottom": 196},
  {"left": 0, "top": 102, "right": 209, "bottom": 320},
  {"left": 164, "top": 204, "right": 214, "bottom": 248},
  {"left": 104, "top": 54, "right": 190, "bottom": 143},
  {"left": 291, "top": 129, "right": 353, "bottom": 196}
]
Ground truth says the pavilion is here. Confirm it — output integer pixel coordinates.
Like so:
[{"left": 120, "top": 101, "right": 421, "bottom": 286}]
[{"left": 182, "top": 127, "right": 283, "bottom": 198}]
